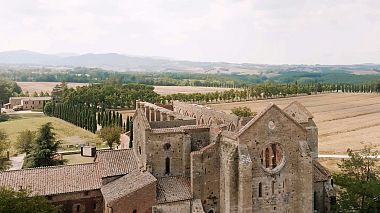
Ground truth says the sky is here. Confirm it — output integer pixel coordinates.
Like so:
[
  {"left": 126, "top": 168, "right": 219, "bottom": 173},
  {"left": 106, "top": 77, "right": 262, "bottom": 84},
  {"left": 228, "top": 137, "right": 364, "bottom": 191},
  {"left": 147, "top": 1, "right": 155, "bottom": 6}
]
[{"left": 0, "top": 0, "right": 380, "bottom": 64}]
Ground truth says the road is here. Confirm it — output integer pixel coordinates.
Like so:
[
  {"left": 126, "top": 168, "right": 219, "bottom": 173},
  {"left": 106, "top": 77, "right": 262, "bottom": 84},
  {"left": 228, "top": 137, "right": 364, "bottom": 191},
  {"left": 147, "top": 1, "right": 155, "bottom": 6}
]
[{"left": 318, "top": 154, "right": 380, "bottom": 159}]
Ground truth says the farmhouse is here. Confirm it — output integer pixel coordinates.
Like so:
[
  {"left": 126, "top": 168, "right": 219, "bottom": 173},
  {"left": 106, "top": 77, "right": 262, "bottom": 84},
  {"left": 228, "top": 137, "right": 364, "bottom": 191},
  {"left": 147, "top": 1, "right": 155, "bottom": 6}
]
[
  {"left": 0, "top": 101, "right": 335, "bottom": 213},
  {"left": 4, "top": 96, "right": 51, "bottom": 110}
]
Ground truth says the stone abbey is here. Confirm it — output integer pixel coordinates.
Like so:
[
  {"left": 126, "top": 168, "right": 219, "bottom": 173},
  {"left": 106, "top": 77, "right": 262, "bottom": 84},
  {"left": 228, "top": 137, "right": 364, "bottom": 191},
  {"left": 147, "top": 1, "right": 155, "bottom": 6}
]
[{"left": 0, "top": 101, "right": 335, "bottom": 213}]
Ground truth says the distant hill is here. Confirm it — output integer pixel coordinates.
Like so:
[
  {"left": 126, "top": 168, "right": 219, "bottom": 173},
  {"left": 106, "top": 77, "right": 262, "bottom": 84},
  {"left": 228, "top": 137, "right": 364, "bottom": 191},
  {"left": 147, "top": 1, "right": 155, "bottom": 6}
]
[
  {"left": 0, "top": 50, "right": 223, "bottom": 72},
  {"left": 0, "top": 50, "right": 379, "bottom": 75}
]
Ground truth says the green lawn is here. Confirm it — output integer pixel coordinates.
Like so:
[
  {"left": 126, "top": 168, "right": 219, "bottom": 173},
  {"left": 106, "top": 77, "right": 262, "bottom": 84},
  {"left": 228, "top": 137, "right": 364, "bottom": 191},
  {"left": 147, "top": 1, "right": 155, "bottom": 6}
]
[
  {"left": 0, "top": 113, "right": 102, "bottom": 155},
  {"left": 63, "top": 154, "right": 95, "bottom": 165}
]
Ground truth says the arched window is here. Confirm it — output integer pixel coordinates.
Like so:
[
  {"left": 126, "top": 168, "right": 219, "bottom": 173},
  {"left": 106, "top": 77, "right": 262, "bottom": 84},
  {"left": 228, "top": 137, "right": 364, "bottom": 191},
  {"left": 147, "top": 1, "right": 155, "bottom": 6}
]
[
  {"left": 133, "top": 210, "right": 137, "bottom": 213},
  {"left": 139, "top": 146, "right": 141, "bottom": 155},
  {"left": 265, "top": 148, "right": 270, "bottom": 168},
  {"left": 165, "top": 157, "right": 170, "bottom": 174},
  {"left": 272, "top": 181, "right": 275, "bottom": 195},
  {"left": 258, "top": 182, "right": 262, "bottom": 197}
]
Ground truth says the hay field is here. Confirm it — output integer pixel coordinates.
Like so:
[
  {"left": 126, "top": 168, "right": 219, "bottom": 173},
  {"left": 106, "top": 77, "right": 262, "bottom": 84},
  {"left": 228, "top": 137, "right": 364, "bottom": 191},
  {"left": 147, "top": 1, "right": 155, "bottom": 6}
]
[
  {"left": 154, "top": 86, "right": 232, "bottom": 95},
  {"left": 208, "top": 93, "right": 380, "bottom": 154},
  {"left": 16, "top": 82, "right": 231, "bottom": 95},
  {"left": 17, "top": 82, "right": 88, "bottom": 93}
]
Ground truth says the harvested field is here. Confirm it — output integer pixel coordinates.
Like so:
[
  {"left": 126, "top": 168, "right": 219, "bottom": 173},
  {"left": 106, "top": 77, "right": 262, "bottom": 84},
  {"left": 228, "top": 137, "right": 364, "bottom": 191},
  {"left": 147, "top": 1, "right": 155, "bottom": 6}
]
[
  {"left": 17, "top": 82, "right": 88, "bottom": 93},
  {"left": 16, "top": 82, "right": 231, "bottom": 95},
  {"left": 207, "top": 93, "right": 380, "bottom": 154}
]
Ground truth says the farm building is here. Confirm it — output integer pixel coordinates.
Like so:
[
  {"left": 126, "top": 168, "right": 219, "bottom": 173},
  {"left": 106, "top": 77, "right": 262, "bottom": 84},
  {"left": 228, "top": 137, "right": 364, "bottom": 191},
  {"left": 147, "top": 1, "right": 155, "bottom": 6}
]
[{"left": 4, "top": 96, "right": 51, "bottom": 110}]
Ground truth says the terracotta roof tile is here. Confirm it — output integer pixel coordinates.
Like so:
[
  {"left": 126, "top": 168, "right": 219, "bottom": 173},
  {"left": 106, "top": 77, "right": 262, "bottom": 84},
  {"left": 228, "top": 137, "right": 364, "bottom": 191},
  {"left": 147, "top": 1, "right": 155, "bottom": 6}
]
[
  {"left": 96, "top": 149, "right": 139, "bottom": 178},
  {"left": 0, "top": 149, "right": 139, "bottom": 196},
  {"left": 101, "top": 171, "right": 156, "bottom": 206},
  {"left": 0, "top": 163, "right": 100, "bottom": 196},
  {"left": 157, "top": 176, "right": 192, "bottom": 204}
]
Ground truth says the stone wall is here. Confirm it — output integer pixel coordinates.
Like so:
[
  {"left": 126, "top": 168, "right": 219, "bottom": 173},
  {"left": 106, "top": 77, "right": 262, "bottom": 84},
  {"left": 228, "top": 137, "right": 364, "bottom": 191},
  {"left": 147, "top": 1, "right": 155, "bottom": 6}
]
[
  {"left": 50, "top": 190, "right": 103, "bottom": 213},
  {"left": 173, "top": 101, "right": 240, "bottom": 132},
  {"left": 146, "top": 131, "right": 191, "bottom": 177},
  {"left": 190, "top": 142, "right": 220, "bottom": 213},
  {"left": 105, "top": 182, "right": 156, "bottom": 213}
]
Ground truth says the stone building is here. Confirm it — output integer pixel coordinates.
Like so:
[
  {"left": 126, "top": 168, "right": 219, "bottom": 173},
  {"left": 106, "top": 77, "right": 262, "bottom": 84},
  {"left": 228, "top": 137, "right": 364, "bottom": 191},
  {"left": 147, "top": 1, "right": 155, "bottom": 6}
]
[
  {"left": 0, "top": 100, "right": 335, "bottom": 212},
  {"left": 4, "top": 96, "right": 51, "bottom": 110}
]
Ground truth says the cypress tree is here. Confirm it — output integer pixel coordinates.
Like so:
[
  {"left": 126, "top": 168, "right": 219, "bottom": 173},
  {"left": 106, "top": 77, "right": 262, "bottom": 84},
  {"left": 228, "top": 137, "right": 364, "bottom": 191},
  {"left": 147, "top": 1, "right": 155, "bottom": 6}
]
[
  {"left": 119, "top": 114, "right": 123, "bottom": 128},
  {"left": 126, "top": 116, "right": 130, "bottom": 132}
]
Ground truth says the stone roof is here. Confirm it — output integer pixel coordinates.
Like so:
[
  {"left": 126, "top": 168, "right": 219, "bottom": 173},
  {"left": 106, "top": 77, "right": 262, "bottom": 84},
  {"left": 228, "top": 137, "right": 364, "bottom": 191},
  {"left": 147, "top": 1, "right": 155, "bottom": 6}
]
[
  {"left": 0, "top": 149, "right": 139, "bottom": 196},
  {"left": 96, "top": 149, "right": 139, "bottom": 178},
  {"left": 0, "top": 163, "right": 101, "bottom": 196},
  {"left": 157, "top": 176, "right": 192, "bottom": 204},
  {"left": 313, "top": 160, "right": 331, "bottom": 182},
  {"left": 101, "top": 170, "right": 156, "bottom": 206}
]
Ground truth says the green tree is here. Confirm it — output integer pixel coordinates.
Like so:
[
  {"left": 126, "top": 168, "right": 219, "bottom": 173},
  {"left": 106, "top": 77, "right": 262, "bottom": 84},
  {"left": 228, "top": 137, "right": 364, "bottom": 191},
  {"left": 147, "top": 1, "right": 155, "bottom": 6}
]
[
  {"left": 98, "top": 126, "right": 121, "bottom": 149},
  {"left": 333, "top": 147, "right": 380, "bottom": 212},
  {"left": 14, "top": 130, "right": 35, "bottom": 154},
  {"left": 23, "top": 123, "right": 64, "bottom": 168},
  {"left": 231, "top": 106, "right": 256, "bottom": 117},
  {"left": 0, "top": 187, "right": 61, "bottom": 213},
  {"left": 43, "top": 102, "right": 54, "bottom": 116},
  {"left": 0, "top": 129, "right": 10, "bottom": 171}
]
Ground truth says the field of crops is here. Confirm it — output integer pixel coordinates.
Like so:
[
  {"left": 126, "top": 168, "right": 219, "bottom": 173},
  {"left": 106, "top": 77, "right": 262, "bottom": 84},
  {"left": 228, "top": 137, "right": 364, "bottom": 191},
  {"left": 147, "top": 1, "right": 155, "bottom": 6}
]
[{"left": 208, "top": 93, "right": 380, "bottom": 154}]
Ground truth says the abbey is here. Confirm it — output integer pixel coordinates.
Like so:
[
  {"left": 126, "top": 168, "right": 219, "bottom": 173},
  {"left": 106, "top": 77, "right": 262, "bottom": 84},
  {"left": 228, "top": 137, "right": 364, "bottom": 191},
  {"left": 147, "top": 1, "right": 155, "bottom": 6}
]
[
  {"left": 0, "top": 101, "right": 335, "bottom": 213},
  {"left": 131, "top": 100, "right": 335, "bottom": 213}
]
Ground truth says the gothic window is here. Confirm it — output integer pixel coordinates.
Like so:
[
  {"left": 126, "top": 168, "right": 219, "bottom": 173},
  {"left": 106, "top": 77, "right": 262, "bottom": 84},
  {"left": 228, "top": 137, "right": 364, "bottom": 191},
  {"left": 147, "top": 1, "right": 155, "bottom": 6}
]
[
  {"left": 265, "top": 148, "right": 270, "bottom": 168},
  {"left": 261, "top": 143, "right": 285, "bottom": 173},
  {"left": 272, "top": 181, "right": 275, "bottom": 195},
  {"left": 258, "top": 182, "right": 262, "bottom": 197},
  {"left": 165, "top": 157, "right": 170, "bottom": 174}
]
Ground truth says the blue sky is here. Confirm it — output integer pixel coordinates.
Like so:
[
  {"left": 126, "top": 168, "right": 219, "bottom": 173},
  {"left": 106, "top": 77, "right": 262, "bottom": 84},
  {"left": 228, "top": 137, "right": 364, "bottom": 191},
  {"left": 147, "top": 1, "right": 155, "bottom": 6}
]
[{"left": 0, "top": 0, "right": 379, "bottom": 64}]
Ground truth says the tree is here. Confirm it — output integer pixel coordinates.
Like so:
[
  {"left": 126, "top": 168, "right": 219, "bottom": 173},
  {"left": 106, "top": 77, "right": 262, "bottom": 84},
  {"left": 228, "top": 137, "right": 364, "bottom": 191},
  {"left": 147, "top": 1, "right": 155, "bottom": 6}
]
[
  {"left": 333, "top": 147, "right": 380, "bottom": 212},
  {"left": 0, "top": 129, "right": 10, "bottom": 171},
  {"left": 98, "top": 126, "right": 121, "bottom": 149},
  {"left": 43, "top": 102, "right": 54, "bottom": 116},
  {"left": 0, "top": 187, "right": 61, "bottom": 213},
  {"left": 14, "top": 130, "right": 35, "bottom": 154},
  {"left": 231, "top": 106, "right": 256, "bottom": 117},
  {"left": 23, "top": 123, "right": 64, "bottom": 168}
]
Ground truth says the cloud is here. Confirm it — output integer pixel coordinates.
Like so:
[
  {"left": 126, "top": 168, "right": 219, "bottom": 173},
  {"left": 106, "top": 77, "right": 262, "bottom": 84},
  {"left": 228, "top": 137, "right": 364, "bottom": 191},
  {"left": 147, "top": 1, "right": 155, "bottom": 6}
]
[{"left": 0, "top": 0, "right": 379, "bottom": 64}]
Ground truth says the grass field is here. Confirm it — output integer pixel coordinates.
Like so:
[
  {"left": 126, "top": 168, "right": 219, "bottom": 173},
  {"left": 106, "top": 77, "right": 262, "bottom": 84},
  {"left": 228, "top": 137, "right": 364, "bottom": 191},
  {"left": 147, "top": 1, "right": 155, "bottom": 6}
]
[
  {"left": 208, "top": 93, "right": 380, "bottom": 155},
  {"left": 0, "top": 113, "right": 102, "bottom": 155},
  {"left": 16, "top": 82, "right": 232, "bottom": 95}
]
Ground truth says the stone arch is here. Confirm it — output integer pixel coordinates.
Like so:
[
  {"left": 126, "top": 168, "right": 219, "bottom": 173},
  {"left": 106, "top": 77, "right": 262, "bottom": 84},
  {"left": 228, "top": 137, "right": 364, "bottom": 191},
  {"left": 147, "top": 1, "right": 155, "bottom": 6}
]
[
  {"left": 207, "top": 117, "right": 213, "bottom": 125},
  {"left": 229, "top": 123, "right": 236, "bottom": 131},
  {"left": 199, "top": 116, "right": 206, "bottom": 125}
]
